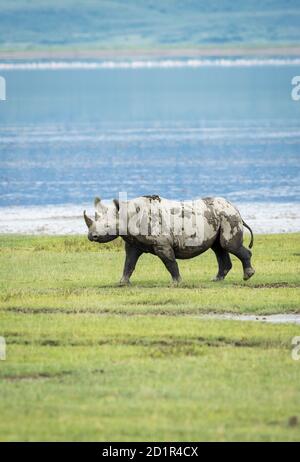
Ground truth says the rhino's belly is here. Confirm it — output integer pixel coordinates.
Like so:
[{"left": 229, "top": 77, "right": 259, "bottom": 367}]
[
  {"left": 122, "top": 235, "right": 154, "bottom": 253},
  {"left": 174, "top": 235, "right": 216, "bottom": 259}
]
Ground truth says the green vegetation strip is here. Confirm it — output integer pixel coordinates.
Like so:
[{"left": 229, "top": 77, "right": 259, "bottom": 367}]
[
  {"left": 0, "top": 234, "right": 299, "bottom": 441},
  {"left": 0, "top": 234, "right": 299, "bottom": 315}
]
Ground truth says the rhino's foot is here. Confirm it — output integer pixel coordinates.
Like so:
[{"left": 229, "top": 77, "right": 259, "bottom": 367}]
[
  {"left": 212, "top": 274, "right": 225, "bottom": 282},
  {"left": 171, "top": 276, "right": 182, "bottom": 287},
  {"left": 119, "top": 278, "right": 131, "bottom": 286},
  {"left": 243, "top": 267, "right": 255, "bottom": 281}
]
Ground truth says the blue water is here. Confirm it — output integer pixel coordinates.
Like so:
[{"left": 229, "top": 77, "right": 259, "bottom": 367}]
[
  {"left": 1, "top": 0, "right": 300, "bottom": 49},
  {"left": 0, "top": 62, "right": 300, "bottom": 207}
]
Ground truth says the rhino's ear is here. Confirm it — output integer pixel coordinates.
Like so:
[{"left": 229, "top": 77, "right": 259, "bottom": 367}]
[
  {"left": 113, "top": 199, "right": 120, "bottom": 211},
  {"left": 94, "top": 197, "right": 101, "bottom": 207},
  {"left": 94, "top": 196, "right": 107, "bottom": 213}
]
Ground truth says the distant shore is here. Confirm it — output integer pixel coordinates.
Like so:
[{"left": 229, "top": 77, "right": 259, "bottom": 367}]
[
  {"left": 0, "top": 202, "right": 299, "bottom": 235},
  {"left": 1, "top": 45, "right": 300, "bottom": 60}
]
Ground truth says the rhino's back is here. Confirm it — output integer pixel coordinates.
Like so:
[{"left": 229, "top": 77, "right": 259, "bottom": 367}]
[{"left": 125, "top": 196, "right": 222, "bottom": 252}]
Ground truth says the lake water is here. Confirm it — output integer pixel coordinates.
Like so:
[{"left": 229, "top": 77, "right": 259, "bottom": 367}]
[{"left": 0, "top": 59, "right": 299, "bottom": 234}]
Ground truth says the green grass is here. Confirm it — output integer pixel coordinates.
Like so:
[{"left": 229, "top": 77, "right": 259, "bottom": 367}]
[
  {"left": 0, "top": 233, "right": 300, "bottom": 441},
  {"left": 0, "top": 233, "right": 299, "bottom": 315}
]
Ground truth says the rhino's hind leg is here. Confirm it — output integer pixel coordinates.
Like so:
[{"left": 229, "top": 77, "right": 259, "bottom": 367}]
[
  {"left": 228, "top": 245, "right": 255, "bottom": 281},
  {"left": 211, "top": 240, "right": 232, "bottom": 281},
  {"left": 219, "top": 217, "right": 255, "bottom": 281}
]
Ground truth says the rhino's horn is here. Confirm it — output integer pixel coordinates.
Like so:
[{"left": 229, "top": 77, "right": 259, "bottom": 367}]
[{"left": 83, "top": 210, "right": 93, "bottom": 228}]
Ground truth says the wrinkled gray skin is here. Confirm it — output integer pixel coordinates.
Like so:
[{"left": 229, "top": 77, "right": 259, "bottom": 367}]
[{"left": 84, "top": 195, "right": 255, "bottom": 285}]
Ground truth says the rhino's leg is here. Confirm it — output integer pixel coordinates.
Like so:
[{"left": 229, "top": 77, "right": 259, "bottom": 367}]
[
  {"left": 120, "top": 242, "right": 143, "bottom": 285},
  {"left": 220, "top": 219, "right": 255, "bottom": 280},
  {"left": 223, "top": 237, "right": 255, "bottom": 280},
  {"left": 229, "top": 245, "right": 255, "bottom": 280},
  {"left": 154, "top": 244, "right": 181, "bottom": 283},
  {"left": 211, "top": 240, "right": 232, "bottom": 281}
]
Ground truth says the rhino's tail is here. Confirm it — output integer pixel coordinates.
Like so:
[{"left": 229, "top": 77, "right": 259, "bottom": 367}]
[{"left": 242, "top": 220, "right": 254, "bottom": 249}]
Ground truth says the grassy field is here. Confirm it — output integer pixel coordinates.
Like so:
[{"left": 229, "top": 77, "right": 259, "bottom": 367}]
[{"left": 0, "top": 233, "right": 300, "bottom": 441}]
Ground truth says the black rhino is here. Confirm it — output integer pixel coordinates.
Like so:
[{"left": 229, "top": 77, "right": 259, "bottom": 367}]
[{"left": 84, "top": 195, "right": 255, "bottom": 284}]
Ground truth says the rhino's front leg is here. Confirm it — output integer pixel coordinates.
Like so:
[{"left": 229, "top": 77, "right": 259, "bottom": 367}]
[
  {"left": 154, "top": 244, "right": 182, "bottom": 284},
  {"left": 120, "top": 242, "right": 143, "bottom": 285}
]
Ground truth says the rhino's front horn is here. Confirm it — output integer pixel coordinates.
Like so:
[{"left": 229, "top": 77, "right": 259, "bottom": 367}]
[{"left": 83, "top": 210, "right": 93, "bottom": 228}]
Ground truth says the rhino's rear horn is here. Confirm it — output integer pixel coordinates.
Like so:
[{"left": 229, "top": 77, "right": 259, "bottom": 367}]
[{"left": 83, "top": 210, "right": 93, "bottom": 228}]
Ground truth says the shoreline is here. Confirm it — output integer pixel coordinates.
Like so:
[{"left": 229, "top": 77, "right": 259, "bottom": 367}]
[
  {"left": 1, "top": 46, "right": 300, "bottom": 60},
  {"left": 0, "top": 202, "right": 299, "bottom": 235}
]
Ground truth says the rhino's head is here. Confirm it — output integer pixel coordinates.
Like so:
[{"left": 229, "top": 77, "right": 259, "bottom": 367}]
[{"left": 84, "top": 197, "right": 119, "bottom": 243}]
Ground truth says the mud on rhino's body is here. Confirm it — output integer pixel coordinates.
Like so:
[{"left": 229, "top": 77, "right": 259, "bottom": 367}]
[{"left": 84, "top": 195, "right": 255, "bottom": 284}]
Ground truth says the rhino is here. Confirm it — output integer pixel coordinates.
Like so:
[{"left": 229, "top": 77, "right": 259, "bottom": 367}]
[{"left": 83, "top": 195, "right": 255, "bottom": 284}]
